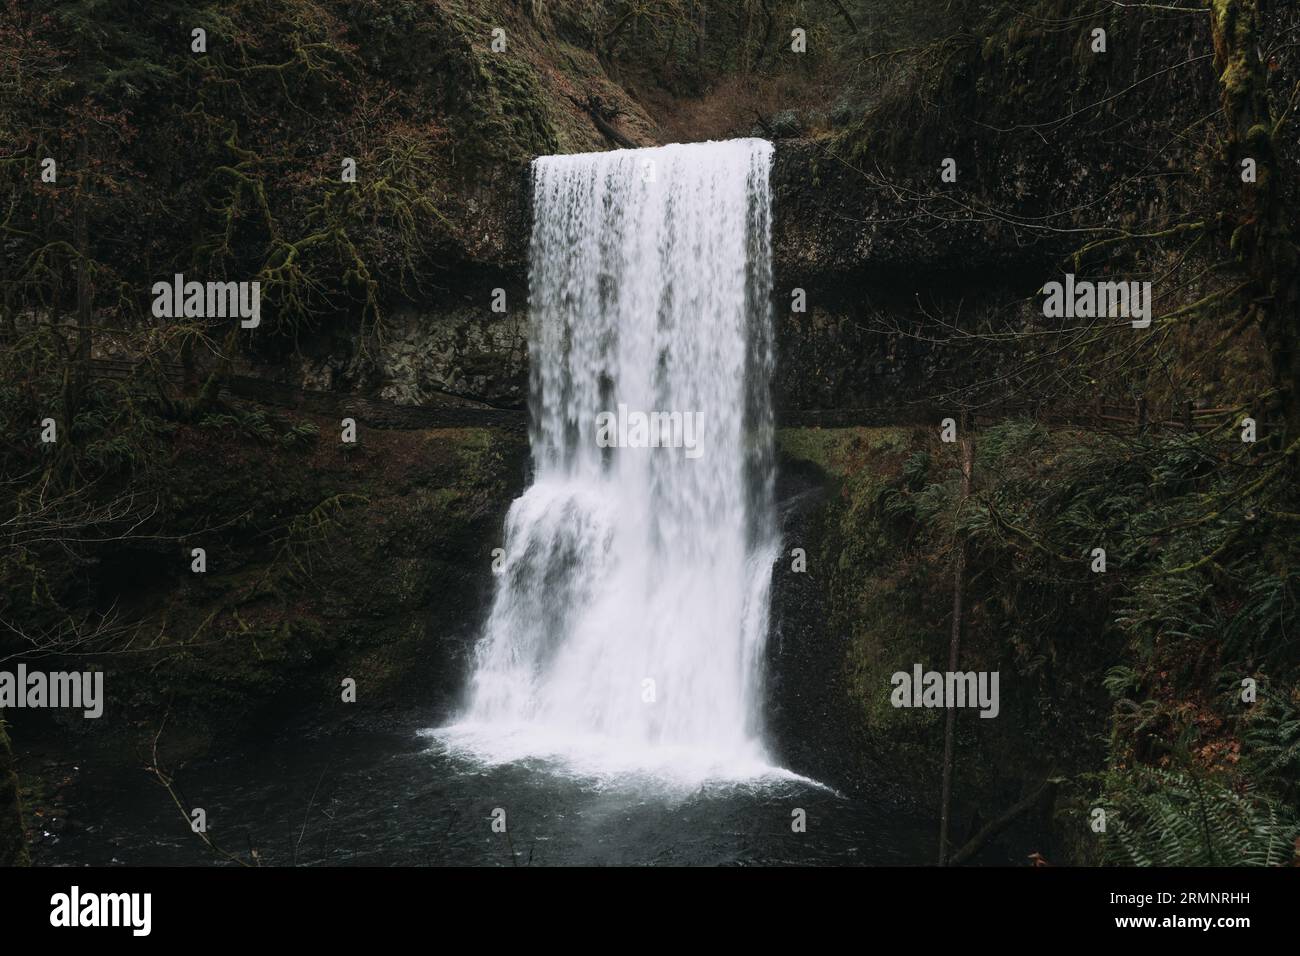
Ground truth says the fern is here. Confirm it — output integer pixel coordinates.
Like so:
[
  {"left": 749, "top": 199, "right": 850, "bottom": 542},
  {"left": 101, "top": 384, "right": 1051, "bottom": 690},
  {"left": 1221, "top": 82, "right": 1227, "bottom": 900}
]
[
  {"left": 1103, "top": 665, "right": 1140, "bottom": 699},
  {"left": 1244, "top": 692, "right": 1300, "bottom": 800},
  {"left": 1099, "top": 766, "right": 1299, "bottom": 867}
]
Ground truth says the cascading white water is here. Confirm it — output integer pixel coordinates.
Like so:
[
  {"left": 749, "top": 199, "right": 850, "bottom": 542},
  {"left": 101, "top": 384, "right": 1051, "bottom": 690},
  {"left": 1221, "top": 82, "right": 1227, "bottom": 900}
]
[{"left": 440, "top": 139, "right": 781, "bottom": 783}]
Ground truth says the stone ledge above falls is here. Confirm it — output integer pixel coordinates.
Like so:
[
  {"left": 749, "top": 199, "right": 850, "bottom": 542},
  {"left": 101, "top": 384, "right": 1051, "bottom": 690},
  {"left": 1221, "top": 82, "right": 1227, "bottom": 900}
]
[
  {"left": 507, "top": 138, "right": 1049, "bottom": 292},
  {"left": 308, "top": 138, "right": 1054, "bottom": 418},
  {"left": 769, "top": 138, "right": 1051, "bottom": 292}
]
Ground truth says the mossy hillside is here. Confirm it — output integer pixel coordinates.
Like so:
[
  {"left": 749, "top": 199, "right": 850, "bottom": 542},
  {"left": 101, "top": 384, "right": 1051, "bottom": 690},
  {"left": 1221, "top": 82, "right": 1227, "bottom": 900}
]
[
  {"left": 52, "top": 411, "right": 528, "bottom": 760},
  {"left": 814, "top": 0, "right": 1298, "bottom": 433},
  {"left": 361, "top": 1, "right": 558, "bottom": 166},
  {"left": 422, "top": 0, "right": 690, "bottom": 159},
  {"left": 0, "top": 0, "right": 659, "bottom": 347},
  {"left": 778, "top": 419, "right": 1300, "bottom": 863},
  {"left": 834, "top": 0, "right": 1214, "bottom": 211},
  {"left": 777, "top": 425, "right": 1121, "bottom": 799}
]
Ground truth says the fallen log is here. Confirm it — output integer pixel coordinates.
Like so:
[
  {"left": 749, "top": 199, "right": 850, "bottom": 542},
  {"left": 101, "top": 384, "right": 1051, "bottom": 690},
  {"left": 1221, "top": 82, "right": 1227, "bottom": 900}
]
[
  {"left": 948, "top": 779, "right": 1059, "bottom": 866},
  {"left": 567, "top": 93, "right": 639, "bottom": 150}
]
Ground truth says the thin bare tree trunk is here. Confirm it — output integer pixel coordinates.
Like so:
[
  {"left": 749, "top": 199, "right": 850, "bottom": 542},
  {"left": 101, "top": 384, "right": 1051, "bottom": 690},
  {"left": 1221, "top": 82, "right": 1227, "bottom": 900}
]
[
  {"left": 830, "top": 0, "right": 859, "bottom": 34},
  {"left": 938, "top": 422, "right": 974, "bottom": 865},
  {"left": 74, "top": 137, "right": 92, "bottom": 401}
]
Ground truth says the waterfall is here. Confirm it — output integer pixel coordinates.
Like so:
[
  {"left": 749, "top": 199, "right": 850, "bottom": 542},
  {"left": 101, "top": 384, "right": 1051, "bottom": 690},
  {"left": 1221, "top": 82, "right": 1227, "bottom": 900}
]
[{"left": 442, "top": 139, "right": 780, "bottom": 783}]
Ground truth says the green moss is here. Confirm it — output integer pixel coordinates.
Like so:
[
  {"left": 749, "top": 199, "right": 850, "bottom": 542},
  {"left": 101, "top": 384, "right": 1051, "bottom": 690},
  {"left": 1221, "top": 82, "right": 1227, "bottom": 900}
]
[
  {"left": 844, "top": 578, "right": 940, "bottom": 734},
  {"left": 431, "top": 2, "right": 560, "bottom": 165},
  {"left": 776, "top": 425, "right": 913, "bottom": 478},
  {"left": 1245, "top": 122, "right": 1271, "bottom": 148},
  {"left": 780, "top": 426, "right": 947, "bottom": 767}
]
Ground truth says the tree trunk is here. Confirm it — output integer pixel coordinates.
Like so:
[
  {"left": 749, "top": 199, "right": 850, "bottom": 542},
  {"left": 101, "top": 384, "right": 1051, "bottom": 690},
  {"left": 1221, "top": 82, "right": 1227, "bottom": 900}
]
[
  {"left": 938, "top": 423, "right": 974, "bottom": 865},
  {"left": 1208, "top": 0, "right": 1300, "bottom": 443},
  {"left": 73, "top": 137, "right": 93, "bottom": 409}
]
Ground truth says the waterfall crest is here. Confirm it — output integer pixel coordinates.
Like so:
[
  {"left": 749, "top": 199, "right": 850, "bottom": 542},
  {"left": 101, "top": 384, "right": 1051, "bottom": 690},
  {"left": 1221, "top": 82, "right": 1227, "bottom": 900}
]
[{"left": 444, "top": 139, "right": 780, "bottom": 782}]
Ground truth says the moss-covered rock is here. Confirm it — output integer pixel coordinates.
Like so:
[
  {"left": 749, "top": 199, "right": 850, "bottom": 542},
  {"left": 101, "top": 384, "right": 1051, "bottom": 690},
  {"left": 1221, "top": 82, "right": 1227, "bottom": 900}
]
[{"left": 770, "top": 425, "right": 1117, "bottom": 852}]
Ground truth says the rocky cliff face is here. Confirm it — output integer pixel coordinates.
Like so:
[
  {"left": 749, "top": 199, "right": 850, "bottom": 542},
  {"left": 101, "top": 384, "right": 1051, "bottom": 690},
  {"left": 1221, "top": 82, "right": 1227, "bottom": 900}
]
[
  {"left": 327, "top": 138, "right": 1043, "bottom": 419},
  {"left": 316, "top": 3, "right": 1235, "bottom": 421}
]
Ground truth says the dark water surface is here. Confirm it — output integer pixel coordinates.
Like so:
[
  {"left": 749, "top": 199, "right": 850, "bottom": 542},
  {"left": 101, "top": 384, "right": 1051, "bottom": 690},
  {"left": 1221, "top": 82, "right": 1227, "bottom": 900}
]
[{"left": 26, "top": 723, "right": 957, "bottom": 866}]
